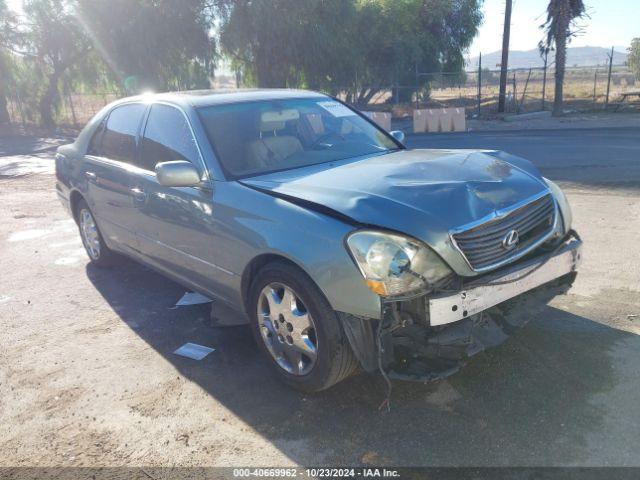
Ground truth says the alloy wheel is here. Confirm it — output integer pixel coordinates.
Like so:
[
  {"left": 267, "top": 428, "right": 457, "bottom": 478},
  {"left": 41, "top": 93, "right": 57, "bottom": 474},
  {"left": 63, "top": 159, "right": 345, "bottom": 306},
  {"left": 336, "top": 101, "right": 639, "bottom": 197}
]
[
  {"left": 79, "top": 208, "right": 101, "bottom": 260},
  {"left": 257, "top": 283, "right": 318, "bottom": 376}
]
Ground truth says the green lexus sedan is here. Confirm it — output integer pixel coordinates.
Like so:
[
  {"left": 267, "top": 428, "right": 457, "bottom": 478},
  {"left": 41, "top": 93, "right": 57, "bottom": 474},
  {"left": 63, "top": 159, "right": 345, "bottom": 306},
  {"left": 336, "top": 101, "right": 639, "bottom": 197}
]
[{"left": 56, "top": 89, "right": 582, "bottom": 392}]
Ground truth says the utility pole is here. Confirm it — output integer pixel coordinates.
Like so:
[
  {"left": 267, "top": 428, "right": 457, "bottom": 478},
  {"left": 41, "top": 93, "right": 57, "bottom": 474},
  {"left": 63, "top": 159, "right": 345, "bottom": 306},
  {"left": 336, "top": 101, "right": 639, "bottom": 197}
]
[
  {"left": 498, "top": 0, "right": 513, "bottom": 113},
  {"left": 415, "top": 60, "right": 419, "bottom": 109},
  {"left": 605, "top": 46, "right": 614, "bottom": 108},
  {"left": 477, "top": 52, "right": 482, "bottom": 117},
  {"left": 541, "top": 50, "right": 548, "bottom": 111}
]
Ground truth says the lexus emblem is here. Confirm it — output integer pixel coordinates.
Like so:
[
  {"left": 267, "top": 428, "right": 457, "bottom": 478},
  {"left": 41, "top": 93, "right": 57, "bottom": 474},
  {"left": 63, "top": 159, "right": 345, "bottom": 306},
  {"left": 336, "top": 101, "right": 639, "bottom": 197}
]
[{"left": 502, "top": 229, "right": 519, "bottom": 250}]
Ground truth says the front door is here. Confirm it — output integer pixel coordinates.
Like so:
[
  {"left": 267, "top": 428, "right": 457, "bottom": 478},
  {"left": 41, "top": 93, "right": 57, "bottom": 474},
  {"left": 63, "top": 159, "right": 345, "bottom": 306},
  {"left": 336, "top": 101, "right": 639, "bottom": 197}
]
[{"left": 128, "top": 103, "right": 226, "bottom": 299}]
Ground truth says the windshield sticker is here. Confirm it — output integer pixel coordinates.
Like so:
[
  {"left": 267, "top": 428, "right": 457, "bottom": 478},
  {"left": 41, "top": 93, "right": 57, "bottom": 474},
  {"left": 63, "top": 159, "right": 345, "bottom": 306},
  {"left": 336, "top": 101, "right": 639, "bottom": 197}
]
[{"left": 317, "top": 101, "right": 356, "bottom": 117}]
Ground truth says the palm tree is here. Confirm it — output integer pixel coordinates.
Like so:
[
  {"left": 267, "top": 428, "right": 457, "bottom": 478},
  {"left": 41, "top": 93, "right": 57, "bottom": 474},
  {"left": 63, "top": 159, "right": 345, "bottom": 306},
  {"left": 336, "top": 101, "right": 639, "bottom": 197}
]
[{"left": 540, "top": 0, "right": 586, "bottom": 116}]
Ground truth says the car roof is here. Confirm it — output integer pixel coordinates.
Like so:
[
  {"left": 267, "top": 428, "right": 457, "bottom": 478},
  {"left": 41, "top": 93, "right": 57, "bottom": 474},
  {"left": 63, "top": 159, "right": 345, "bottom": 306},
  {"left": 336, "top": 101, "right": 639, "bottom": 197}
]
[{"left": 112, "top": 89, "right": 329, "bottom": 110}]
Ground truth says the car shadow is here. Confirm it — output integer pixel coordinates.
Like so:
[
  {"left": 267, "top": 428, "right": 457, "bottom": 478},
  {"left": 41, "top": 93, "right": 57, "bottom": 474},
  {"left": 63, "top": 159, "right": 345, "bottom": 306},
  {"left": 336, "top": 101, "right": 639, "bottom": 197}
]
[{"left": 86, "top": 260, "right": 637, "bottom": 466}]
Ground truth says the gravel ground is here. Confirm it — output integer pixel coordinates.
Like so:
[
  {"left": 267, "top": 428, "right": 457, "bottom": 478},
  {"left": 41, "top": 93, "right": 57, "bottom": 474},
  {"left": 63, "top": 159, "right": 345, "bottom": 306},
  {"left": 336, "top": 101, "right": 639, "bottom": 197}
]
[{"left": 0, "top": 129, "right": 639, "bottom": 468}]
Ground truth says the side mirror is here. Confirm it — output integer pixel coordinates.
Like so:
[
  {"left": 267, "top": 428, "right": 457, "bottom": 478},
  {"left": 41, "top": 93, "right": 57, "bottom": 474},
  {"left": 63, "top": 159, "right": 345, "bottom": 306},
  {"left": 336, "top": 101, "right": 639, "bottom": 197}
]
[
  {"left": 155, "top": 161, "right": 201, "bottom": 187},
  {"left": 390, "top": 130, "right": 405, "bottom": 143}
]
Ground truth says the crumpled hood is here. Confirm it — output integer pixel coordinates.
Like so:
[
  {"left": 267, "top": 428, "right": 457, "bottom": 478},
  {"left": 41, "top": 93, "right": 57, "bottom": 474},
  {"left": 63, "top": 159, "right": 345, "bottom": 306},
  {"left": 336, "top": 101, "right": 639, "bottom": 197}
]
[{"left": 241, "top": 149, "right": 550, "bottom": 276}]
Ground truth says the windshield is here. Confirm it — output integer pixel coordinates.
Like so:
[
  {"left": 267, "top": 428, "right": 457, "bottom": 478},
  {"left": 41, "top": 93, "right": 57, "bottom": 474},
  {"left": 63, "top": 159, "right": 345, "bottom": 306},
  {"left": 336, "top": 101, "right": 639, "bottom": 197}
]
[{"left": 197, "top": 97, "right": 399, "bottom": 178}]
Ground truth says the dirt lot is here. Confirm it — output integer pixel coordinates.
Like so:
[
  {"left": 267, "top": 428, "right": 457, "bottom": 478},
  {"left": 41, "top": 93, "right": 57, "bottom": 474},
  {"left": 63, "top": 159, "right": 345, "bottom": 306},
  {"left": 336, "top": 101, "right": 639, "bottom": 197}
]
[{"left": 1, "top": 128, "right": 640, "bottom": 468}]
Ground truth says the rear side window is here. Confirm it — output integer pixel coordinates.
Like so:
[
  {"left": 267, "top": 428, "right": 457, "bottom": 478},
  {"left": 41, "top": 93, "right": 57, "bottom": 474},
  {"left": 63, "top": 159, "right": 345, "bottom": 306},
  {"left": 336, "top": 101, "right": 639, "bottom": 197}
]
[
  {"left": 138, "top": 104, "right": 200, "bottom": 172},
  {"left": 96, "top": 103, "right": 146, "bottom": 163},
  {"left": 87, "top": 120, "right": 105, "bottom": 155}
]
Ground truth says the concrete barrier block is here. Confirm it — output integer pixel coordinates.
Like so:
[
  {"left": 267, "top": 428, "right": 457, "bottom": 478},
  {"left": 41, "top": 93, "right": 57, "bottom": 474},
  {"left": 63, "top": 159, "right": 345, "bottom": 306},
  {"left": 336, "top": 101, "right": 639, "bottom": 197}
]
[
  {"left": 414, "top": 108, "right": 465, "bottom": 133},
  {"left": 414, "top": 109, "right": 443, "bottom": 133},
  {"left": 363, "top": 111, "right": 391, "bottom": 131},
  {"left": 452, "top": 108, "right": 466, "bottom": 131},
  {"left": 439, "top": 108, "right": 454, "bottom": 132},
  {"left": 377, "top": 112, "right": 392, "bottom": 131},
  {"left": 426, "top": 110, "right": 440, "bottom": 132},
  {"left": 413, "top": 109, "right": 427, "bottom": 133}
]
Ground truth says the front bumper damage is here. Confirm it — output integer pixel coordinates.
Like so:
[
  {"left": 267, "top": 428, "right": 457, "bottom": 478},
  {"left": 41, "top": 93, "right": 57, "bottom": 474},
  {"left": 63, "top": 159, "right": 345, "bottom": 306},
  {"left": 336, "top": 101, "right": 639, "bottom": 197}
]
[{"left": 339, "top": 233, "right": 582, "bottom": 382}]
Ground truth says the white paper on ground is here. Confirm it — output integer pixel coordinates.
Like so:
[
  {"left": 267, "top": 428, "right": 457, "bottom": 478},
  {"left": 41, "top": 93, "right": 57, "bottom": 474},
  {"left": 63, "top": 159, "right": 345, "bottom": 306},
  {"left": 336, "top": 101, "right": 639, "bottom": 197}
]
[
  {"left": 173, "top": 291, "right": 212, "bottom": 307},
  {"left": 173, "top": 343, "right": 215, "bottom": 360}
]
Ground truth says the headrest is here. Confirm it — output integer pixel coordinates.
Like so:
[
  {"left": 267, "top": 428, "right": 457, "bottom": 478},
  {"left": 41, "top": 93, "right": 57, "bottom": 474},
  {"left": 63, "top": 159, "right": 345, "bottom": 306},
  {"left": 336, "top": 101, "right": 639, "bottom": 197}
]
[
  {"left": 259, "top": 119, "right": 286, "bottom": 132},
  {"left": 259, "top": 109, "right": 299, "bottom": 132}
]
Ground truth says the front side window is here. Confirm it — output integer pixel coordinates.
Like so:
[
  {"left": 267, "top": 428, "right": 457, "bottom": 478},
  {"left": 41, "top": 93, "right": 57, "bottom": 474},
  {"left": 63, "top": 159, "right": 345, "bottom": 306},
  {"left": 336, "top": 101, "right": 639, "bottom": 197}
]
[
  {"left": 197, "top": 98, "right": 399, "bottom": 178},
  {"left": 139, "top": 104, "right": 201, "bottom": 172},
  {"left": 98, "top": 103, "right": 146, "bottom": 163}
]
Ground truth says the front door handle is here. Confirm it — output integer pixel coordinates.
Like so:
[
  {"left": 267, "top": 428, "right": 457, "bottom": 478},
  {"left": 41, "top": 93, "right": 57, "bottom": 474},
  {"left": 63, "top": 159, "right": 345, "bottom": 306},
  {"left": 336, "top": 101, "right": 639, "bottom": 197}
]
[
  {"left": 130, "top": 187, "right": 148, "bottom": 202},
  {"left": 85, "top": 171, "right": 97, "bottom": 181}
]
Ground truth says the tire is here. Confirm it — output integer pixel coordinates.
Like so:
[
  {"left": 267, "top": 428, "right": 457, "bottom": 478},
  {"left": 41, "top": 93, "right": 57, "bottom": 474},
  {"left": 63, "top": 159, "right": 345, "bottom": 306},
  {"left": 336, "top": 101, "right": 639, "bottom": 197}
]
[
  {"left": 248, "top": 261, "right": 358, "bottom": 392},
  {"left": 76, "top": 199, "right": 120, "bottom": 268}
]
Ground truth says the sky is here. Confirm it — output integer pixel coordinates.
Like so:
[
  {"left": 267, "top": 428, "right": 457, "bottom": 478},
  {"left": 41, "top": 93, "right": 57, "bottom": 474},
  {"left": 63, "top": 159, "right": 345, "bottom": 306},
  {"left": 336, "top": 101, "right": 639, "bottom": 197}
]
[{"left": 470, "top": 0, "right": 637, "bottom": 57}]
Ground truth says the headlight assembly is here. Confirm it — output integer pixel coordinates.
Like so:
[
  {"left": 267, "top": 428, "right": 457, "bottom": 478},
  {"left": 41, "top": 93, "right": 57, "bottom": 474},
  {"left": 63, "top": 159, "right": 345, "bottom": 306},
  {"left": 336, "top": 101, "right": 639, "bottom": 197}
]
[
  {"left": 544, "top": 177, "right": 572, "bottom": 233},
  {"left": 346, "top": 230, "right": 453, "bottom": 297}
]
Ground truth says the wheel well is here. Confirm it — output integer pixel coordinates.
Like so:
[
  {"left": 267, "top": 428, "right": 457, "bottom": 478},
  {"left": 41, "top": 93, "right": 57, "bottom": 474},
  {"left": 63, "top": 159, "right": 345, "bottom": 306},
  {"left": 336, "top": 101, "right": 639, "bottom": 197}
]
[
  {"left": 69, "top": 190, "right": 85, "bottom": 224},
  {"left": 240, "top": 254, "right": 308, "bottom": 315}
]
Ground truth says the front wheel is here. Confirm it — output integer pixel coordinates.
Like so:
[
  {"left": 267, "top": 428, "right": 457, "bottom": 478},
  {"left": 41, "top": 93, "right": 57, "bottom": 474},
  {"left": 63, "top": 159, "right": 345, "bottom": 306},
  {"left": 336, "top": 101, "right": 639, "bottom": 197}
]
[{"left": 248, "top": 261, "right": 358, "bottom": 392}]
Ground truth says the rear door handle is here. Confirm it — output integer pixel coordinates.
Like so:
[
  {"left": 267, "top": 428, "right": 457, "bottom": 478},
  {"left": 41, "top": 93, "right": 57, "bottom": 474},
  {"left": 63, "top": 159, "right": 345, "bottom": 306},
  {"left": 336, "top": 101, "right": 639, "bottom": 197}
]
[{"left": 130, "top": 187, "right": 148, "bottom": 202}]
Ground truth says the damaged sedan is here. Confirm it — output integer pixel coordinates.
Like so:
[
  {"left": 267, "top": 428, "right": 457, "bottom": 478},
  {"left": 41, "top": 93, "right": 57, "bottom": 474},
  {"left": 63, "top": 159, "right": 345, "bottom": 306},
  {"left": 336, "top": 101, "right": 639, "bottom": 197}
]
[{"left": 55, "top": 90, "right": 582, "bottom": 392}]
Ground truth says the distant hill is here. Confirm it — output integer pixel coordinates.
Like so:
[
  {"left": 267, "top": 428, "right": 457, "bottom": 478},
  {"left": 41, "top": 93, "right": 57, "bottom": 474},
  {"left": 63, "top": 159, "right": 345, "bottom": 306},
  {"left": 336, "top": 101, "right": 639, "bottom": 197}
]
[{"left": 467, "top": 46, "right": 628, "bottom": 71}]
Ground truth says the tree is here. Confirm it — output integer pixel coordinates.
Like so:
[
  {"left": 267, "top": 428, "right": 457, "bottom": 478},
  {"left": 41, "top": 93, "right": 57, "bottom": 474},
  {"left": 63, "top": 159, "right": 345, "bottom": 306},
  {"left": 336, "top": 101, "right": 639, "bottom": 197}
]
[
  {"left": 219, "top": 0, "right": 482, "bottom": 105},
  {"left": 219, "top": 0, "right": 316, "bottom": 88},
  {"left": 539, "top": 0, "right": 587, "bottom": 116},
  {"left": 0, "top": 53, "right": 10, "bottom": 124},
  {"left": 0, "top": 0, "right": 20, "bottom": 124},
  {"left": 3, "top": 0, "right": 216, "bottom": 128},
  {"left": 76, "top": 0, "right": 214, "bottom": 92},
  {"left": 628, "top": 38, "right": 640, "bottom": 80},
  {"left": 22, "top": 0, "right": 91, "bottom": 127}
]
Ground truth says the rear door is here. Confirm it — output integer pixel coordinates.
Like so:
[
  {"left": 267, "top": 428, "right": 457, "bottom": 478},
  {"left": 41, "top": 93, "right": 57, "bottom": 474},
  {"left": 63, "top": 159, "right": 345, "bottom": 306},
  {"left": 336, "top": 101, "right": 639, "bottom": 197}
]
[
  {"left": 128, "top": 103, "right": 224, "bottom": 296},
  {"left": 83, "top": 103, "right": 147, "bottom": 253}
]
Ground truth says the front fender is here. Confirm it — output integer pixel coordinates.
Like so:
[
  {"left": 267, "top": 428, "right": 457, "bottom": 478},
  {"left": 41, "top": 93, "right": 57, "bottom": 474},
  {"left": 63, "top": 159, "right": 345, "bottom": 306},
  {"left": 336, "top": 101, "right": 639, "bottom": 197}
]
[{"left": 211, "top": 181, "right": 382, "bottom": 319}]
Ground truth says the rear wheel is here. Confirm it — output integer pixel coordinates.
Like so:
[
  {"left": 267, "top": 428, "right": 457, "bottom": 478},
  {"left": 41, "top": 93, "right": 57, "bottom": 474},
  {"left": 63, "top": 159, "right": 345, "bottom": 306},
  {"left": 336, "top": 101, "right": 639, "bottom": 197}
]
[
  {"left": 248, "top": 261, "right": 358, "bottom": 392},
  {"left": 76, "top": 199, "right": 119, "bottom": 267}
]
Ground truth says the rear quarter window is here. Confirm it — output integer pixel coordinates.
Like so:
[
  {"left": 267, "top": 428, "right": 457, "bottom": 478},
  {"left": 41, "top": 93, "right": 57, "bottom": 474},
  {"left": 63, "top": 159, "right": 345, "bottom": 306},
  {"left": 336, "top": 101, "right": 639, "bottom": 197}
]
[{"left": 87, "top": 120, "right": 105, "bottom": 156}]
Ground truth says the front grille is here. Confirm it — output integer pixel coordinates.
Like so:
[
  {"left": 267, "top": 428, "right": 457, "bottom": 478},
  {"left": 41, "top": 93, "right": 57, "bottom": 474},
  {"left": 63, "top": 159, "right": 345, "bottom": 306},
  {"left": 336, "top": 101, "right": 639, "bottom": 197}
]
[{"left": 452, "top": 193, "right": 556, "bottom": 271}]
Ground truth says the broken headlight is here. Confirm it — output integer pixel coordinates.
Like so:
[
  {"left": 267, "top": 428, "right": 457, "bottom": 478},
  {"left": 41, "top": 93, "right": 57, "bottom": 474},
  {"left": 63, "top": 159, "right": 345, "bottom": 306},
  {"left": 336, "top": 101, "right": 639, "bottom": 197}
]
[
  {"left": 544, "top": 177, "right": 572, "bottom": 234},
  {"left": 346, "top": 230, "right": 453, "bottom": 297}
]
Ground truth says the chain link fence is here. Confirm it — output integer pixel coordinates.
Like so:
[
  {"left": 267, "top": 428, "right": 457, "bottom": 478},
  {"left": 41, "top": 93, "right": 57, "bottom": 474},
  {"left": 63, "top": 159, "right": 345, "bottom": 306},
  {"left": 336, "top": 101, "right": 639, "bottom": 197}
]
[
  {"left": 340, "top": 64, "right": 638, "bottom": 117},
  {"left": 4, "top": 64, "right": 638, "bottom": 128},
  {"left": 5, "top": 87, "right": 121, "bottom": 130}
]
